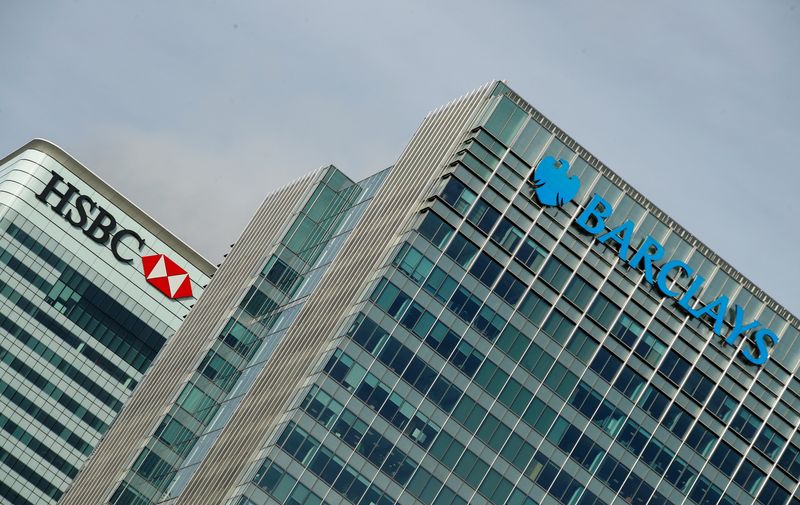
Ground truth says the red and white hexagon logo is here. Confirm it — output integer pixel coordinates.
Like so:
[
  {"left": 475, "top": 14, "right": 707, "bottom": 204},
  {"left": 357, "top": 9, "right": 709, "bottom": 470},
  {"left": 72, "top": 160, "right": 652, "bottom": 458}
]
[{"left": 141, "top": 254, "right": 193, "bottom": 299}]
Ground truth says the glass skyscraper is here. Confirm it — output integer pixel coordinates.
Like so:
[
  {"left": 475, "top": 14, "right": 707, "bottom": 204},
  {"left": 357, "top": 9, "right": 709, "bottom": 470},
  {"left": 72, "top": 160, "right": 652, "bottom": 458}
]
[
  {"left": 0, "top": 140, "right": 213, "bottom": 505},
  {"left": 61, "top": 82, "right": 800, "bottom": 505}
]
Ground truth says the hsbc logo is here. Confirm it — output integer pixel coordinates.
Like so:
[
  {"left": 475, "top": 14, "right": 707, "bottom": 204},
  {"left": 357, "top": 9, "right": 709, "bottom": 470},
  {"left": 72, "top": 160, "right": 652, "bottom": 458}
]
[
  {"left": 36, "top": 170, "right": 194, "bottom": 300},
  {"left": 142, "top": 254, "right": 193, "bottom": 299}
]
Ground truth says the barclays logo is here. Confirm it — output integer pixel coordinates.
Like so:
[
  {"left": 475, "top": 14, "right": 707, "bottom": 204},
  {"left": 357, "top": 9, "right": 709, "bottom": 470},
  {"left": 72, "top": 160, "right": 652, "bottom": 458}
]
[
  {"left": 522, "top": 154, "right": 779, "bottom": 365},
  {"left": 531, "top": 156, "right": 580, "bottom": 207}
]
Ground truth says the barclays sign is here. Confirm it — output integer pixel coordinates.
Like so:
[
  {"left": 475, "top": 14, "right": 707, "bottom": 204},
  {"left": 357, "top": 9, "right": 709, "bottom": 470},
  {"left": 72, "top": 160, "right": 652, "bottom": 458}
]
[{"left": 530, "top": 156, "right": 778, "bottom": 365}]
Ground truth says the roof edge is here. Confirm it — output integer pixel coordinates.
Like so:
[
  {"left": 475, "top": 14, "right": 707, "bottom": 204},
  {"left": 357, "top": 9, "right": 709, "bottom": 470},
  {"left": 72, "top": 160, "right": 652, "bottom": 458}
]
[
  {"left": 0, "top": 139, "right": 216, "bottom": 277},
  {"left": 499, "top": 86, "right": 798, "bottom": 330}
]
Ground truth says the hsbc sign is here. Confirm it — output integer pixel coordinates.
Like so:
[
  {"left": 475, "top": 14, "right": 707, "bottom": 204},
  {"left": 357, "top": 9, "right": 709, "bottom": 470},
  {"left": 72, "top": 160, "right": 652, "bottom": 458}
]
[
  {"left": 36, "top": 170, "right": 193, "bottom": 300},
  {"left": 37, "top": 170, "right": 145, "bottom": 263}
]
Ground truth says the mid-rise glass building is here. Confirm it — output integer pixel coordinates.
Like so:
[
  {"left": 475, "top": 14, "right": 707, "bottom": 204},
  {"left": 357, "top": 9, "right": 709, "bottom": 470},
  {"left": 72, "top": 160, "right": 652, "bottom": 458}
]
[
  {"left": 0, "top": 140, "right": 214, "bottom": 505},
  {"left": 60, "top": 82, "right": 800, "bottom": 505}
]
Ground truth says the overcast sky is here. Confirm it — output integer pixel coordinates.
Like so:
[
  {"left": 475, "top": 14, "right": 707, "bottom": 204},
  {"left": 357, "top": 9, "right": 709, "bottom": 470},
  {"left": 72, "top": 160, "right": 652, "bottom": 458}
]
[{"left": 1, "top": 1, "right": 798, "bottom": 314}]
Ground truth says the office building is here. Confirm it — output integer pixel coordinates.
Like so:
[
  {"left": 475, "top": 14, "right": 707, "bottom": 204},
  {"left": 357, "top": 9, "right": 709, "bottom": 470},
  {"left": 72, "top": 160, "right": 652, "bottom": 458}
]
[
  {"left": 60, "top": 82, "right": 800, "bottom": 505},
  {"left": 0, "top": 140, "right": 213, "bottom": 505}
]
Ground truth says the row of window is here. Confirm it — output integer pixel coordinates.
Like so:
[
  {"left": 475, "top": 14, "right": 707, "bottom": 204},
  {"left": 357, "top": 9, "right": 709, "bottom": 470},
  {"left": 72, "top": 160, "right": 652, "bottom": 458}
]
[
  {"left": 439, "top": 154, "right": 800, "bottom": 461},
  {"left": 0, "top": 443, "right": 64, "bottom": 501},
  {"left": 0, "top": 272, "right": 134, "bottom": 391},
  {"left": 0, "top": 412, "right": 78, "bottom": 479},
  {"left": 571, "top": 374, "right": 768, "bottom": 504},
  {"left": 546, "top": 414, "right": 673, "bottom": 505},
  {"left": 275, "top": 422, "right": 412, "bottom": 505},
  {"left": 430, "top": 143, "right": 800, "bottom": 503},
  {"left": 5, "top": 221, "right": 166, "bottom": 373},
  {"left": 368, "top": 279, "right": 484, "bottom": 376},
  {"left": 0, "top": 346, "right": 108, "bottom": 433},
  {"left": 251, "top": 457, "right": 331, "bottom": 505},
  {"left": 0, "top": 308, "right": 124, "bottom": 411},
  {"left": 0, "top": 377, "right": 91, "bottom": 455},
  {"left": 568, "top": 297, "right": 791, "bottom": 498},
  {"left": 302, "top": 382, "right": 438, "bottom": 451},
  {"left": 460, "top": 103, "right": 800, "bottom": 504}
]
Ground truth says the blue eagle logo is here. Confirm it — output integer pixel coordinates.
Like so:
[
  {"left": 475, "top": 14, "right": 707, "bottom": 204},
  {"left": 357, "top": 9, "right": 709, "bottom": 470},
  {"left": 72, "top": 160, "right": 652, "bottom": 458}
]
[{"left": 531, "top": 156, "right": 580, "bottom": 207}]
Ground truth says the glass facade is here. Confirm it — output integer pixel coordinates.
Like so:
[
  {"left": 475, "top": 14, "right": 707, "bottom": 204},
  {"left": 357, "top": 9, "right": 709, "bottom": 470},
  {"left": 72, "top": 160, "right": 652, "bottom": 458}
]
[
  {"left": 230, "top": 88, "right": 800, "bottom": 505},
  {"left": 67, "top": 82, "right": 800, "bottom": 505},
  {"left": 108, "top": 166, "right": 390, "bottom": 505},
  {"left": 0, "top": 143, "right": 212, "bottom": 505}
]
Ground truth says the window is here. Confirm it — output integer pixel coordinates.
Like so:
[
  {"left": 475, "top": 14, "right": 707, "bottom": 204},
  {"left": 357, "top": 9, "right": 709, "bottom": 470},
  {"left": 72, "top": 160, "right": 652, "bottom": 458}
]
[
  {"left": 640, "top": 438, "right": 675, "bottom": 474},
  {"left": 423, "top": 267, "right": 457, "bottom": 303},
  {"left": 485, "top": 96, "right": 528, "bottom": 145},
  {"left": 731, "top": 406, "right": 761, "bottom": 440},
  {"left": 686, "top": 423, "right": 717, "bottom": 457},
  {"left": 452, "top": 395, "right": 487, "bottom": 433},
  {"left": 241, "top": 286, "right": 277, "bottom": 319},
  {"left": 778, "top": 443, "right": 800, "bottom": 479},
  {"left": 734, "top": 459, "right": 765, "bottom": 495},
  {"left": 440, "top": 177, "right": 476, "bottom": 214},
  {"left": 492, "top": 218, "right": 524, "bottom": 252},
  {"left": 566, "top": 328, "right": 598, "bottom": 363},
  {"left": 445, "top": 233, "right": 478, "bottom": 267},
  {"left": 393, "top": 244, "right": 434, "bottom": 284},
  {"left": 544, "top": 362, "right": 579, "bottom": 399},
  {"left": 496, "top": 324, "right": 529, "bottom": 360},
  {"left": 635, "top": 332, "right": 666, "bottom": 367},
  {"left": 617, "top": 420, "right": 650, "bottom": 456},
  {"left": 467, "top": 199, "right": 501, "bottom": 234},
  {"left": 755, "top": 424, "right": 786, "bottom": 460},
  {"left": 418, "top": 212, "right": 454, "bottom": 249},
  {"left": 658, "top": 350, "right": 690, "bottom": 384},
  {"left": 263, "top": 257, "right": 300, "bottom": 294},
  {"left": 448, "top": 286, "right": 482, "bottom": 322},
  {"left": 476, "top": 414, "right": 512, "bottom": 452},
  {"left": 539, "top": 256, "right": 572, "bottom": 291},
  {"left": 707, "top": 389, "right": 737, "bottom": 423},
  {"left": 177, "top": 384, "right": 218, "bottom": 423},
  {"left": 475, "top": 360, "right": 509, "bottom": 397},
  {"left": 663, "top": 457, "right": 696, "bottom": 493},
  {"left": 589, "top": 347, "right": 622, "bottom": 382},
  {"left": 614, "top": 366, "right": 645, "bottom": 400},
  {"left": 541, "top": 310, "right": 576, "bottom": 344},
  {"left": 610, "top": 313, "right": 643, "bottom": 347},
  {"left": 199, "top": 351, "right": 241, "bottom": 392},
  {"left": 564, "top": 276, "right": 594, "bottom": 310},
  {"left": 593, "top": 399, "right": 626, "bottom": 437},
  {"left": 587, "top": 293, "right": 620, "bottom": 329},
  {"left": 154, "top": 416, "right": 194, "bottom": 457},
  {"left": 454, "top": 449, "right": 489, "bottom": 489},
  {"left": 523, "top": 398, "right": 557, "bottom": 435},
  {"left": 663, "top": 404, "right": 692, "bottom": 438},
  {"left": 470, "top": 252, "right": 502, "bottom": 287},
  {"left": 639, "top": 386, "right": 669, "bottom": 420},
  {"left": 683, "top": 370, "right": 714, "bottom": 404},
  {"left": 493, "top": 272, "right": 525, "bottom": 305},
  {"left": 689, "top": 475, "right": 723, "bottom": 505},
  {"left": 516, "top": 236, "right": 547, "bottom": 271},
  {"left": 569, "top": 382, "right": 601, "bottom": 420},
  {"left": 710, "top": 441, "right": 741, "bottom": 477},
  {"left": 519, "top": 291, "right": 550, "bottom": 324},
  {"left": 757, "top": 478, "right": 790, "bottom": 505},
  {"left": 400, "top": 302, "right": 435, "bottom": 338},
  {"left": 473, "top": 305, "right": 506, "bottom": 341},
  {"left": 371, "top": 279, "right": 411, "bottom": 319}
]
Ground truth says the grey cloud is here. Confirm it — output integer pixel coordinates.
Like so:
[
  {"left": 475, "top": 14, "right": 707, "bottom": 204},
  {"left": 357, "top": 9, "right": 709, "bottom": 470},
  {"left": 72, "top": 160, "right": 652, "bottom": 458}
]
[{"left": 0, "top": 0, "right": 798, "bottom": 313}]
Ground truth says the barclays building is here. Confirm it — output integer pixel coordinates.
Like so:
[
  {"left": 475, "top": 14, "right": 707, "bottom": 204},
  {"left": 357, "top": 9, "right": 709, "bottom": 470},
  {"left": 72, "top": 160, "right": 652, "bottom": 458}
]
[{"left": 61, "top": 82, "right": 800, "bottom": 505}]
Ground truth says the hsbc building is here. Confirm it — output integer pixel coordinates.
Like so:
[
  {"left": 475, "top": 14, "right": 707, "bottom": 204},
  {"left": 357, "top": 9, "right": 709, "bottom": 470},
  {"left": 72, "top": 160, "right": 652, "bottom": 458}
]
[{"left": 0, "top": 139, "right": 213, "bottom": 505}]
